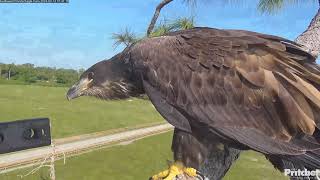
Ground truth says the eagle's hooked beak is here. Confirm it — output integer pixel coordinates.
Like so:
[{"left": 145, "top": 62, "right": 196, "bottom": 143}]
[{"left": 66, "top": 78, "right": 93, "bottom": 101}]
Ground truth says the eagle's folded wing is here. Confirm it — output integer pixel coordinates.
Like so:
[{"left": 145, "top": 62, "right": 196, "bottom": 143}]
[{"left": 133, "top": 28, "right": 320, "bottom": 159}]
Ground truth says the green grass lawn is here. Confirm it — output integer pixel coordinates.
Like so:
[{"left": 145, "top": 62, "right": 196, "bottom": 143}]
[
  {"left": 1, "top": 132, "right": 287, "bottom": 180},
  {"left": 225, "top": 152, "right": 287, "bottom": 180},
  {"left": 0, "top": 84, "right": 164, "bottom": 138}
]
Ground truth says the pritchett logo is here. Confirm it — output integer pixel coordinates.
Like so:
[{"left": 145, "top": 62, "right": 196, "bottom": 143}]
[{"left": 284, "top": 169, "right": 320, "bottom": 179}]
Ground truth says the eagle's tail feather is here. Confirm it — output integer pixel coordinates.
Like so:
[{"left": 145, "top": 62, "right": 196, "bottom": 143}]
[
  {"left": 267, "top": 151, "right": 320, "bottom": 179},
  {"left": 290, "top": 150, "right": 320, "bottom": 170},
  {"left": 273, "top": 150, "right": 320, "bottom": 172}
]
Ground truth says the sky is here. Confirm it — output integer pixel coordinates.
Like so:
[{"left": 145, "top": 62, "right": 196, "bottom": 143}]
[{"left": 0, "top": 0, "right": 318, "bottom": 69}]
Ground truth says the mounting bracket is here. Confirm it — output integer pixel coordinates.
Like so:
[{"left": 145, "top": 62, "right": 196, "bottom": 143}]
[{"left": 0, "top": 118, "right": 51, "bottom": 154}]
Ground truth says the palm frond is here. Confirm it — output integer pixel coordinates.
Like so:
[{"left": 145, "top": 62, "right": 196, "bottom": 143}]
[
  {"left": 258, "top": 0, "right": 285, "bottom": 13},
  {"left": 150, "top": 17, "right": 195, "bottom": 37},
  {"left": 170, "top": 17, "right": 195, "bottom": 30},
  {"left": 150, "top": 24, "right": 172, "bottom": 37},
  {"left": 258, "top": 0, "right": 318, "bottom": 14},
  {"left": 112, "top": 28, "right": 138, "bottom": 48},
  {"left": 150, "top": 18, "right": 173, "bottom": 37},
  {"left": 182, "top": 0, "right": 197, "bottom": 7}
]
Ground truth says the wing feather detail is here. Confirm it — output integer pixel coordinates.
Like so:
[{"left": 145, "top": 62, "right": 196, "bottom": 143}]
[{"left": 131, "top": 27, "right": 320, "bottom": 156}]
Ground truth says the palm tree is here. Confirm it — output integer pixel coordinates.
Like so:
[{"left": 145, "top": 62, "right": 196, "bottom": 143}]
[
  {"left": 147, "top": 0, "right": 196, "bottom": 36},
  {"left": 150, "top": 17, "right": 195, "bottom": 37},
  {"left": 147, "top": 0, "right": 174, "bottom": 36},
  {"left": 113, "top": 17, "right": 195, "bottom": 47},
  {"left": 149, "top": 20, "right": 174, "bottom": 37},
  {"left": 170, "top": 17, "right": 195, "bottom": 30}
]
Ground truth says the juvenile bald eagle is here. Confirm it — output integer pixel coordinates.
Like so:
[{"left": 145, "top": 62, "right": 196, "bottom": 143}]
[{"left": 67, "top": 27, "right": 320, "bottom": 179}]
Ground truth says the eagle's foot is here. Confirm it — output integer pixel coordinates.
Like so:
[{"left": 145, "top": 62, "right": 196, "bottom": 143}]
[{"left": 151, "top": 161, "right": 197, "bottom": 180}]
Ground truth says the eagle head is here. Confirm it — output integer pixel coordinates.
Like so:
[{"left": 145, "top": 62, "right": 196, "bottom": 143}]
[{"left": 66, "top": 53, "right": 143, "bottom": 101}]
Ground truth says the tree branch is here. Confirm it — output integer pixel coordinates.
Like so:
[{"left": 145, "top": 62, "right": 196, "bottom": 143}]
[{"left": 147, "top": 0, "right": 174, "bottom": 37}]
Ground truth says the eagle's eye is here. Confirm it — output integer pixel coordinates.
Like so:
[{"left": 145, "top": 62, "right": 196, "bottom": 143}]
[{"left": 87, "top": 72, "right": 94, "bottom": 80}]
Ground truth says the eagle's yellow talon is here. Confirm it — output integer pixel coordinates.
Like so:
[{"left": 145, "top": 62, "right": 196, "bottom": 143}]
[
  {"left": 152, "top": 169, "right": 169, "bottom": 179},
  {"left": 151, "top": 161, "right": 198, "bottom": 180},
  {"left": 183, "top": 167, "right": 197, "bottom": 177}
]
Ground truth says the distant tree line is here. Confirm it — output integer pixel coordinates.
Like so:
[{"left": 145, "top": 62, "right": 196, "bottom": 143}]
[{"left": 0, "top": 63, "right": 84, "bottom": 86}]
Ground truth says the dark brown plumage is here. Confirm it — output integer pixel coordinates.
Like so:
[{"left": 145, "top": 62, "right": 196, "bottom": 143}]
[{"left": 67, "top": 27, "right": 320, "bottom": 176}]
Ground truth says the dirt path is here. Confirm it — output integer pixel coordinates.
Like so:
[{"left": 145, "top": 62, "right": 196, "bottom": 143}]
[{"left": 0, "top": 123, "right": 173, "bottom": 173}]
